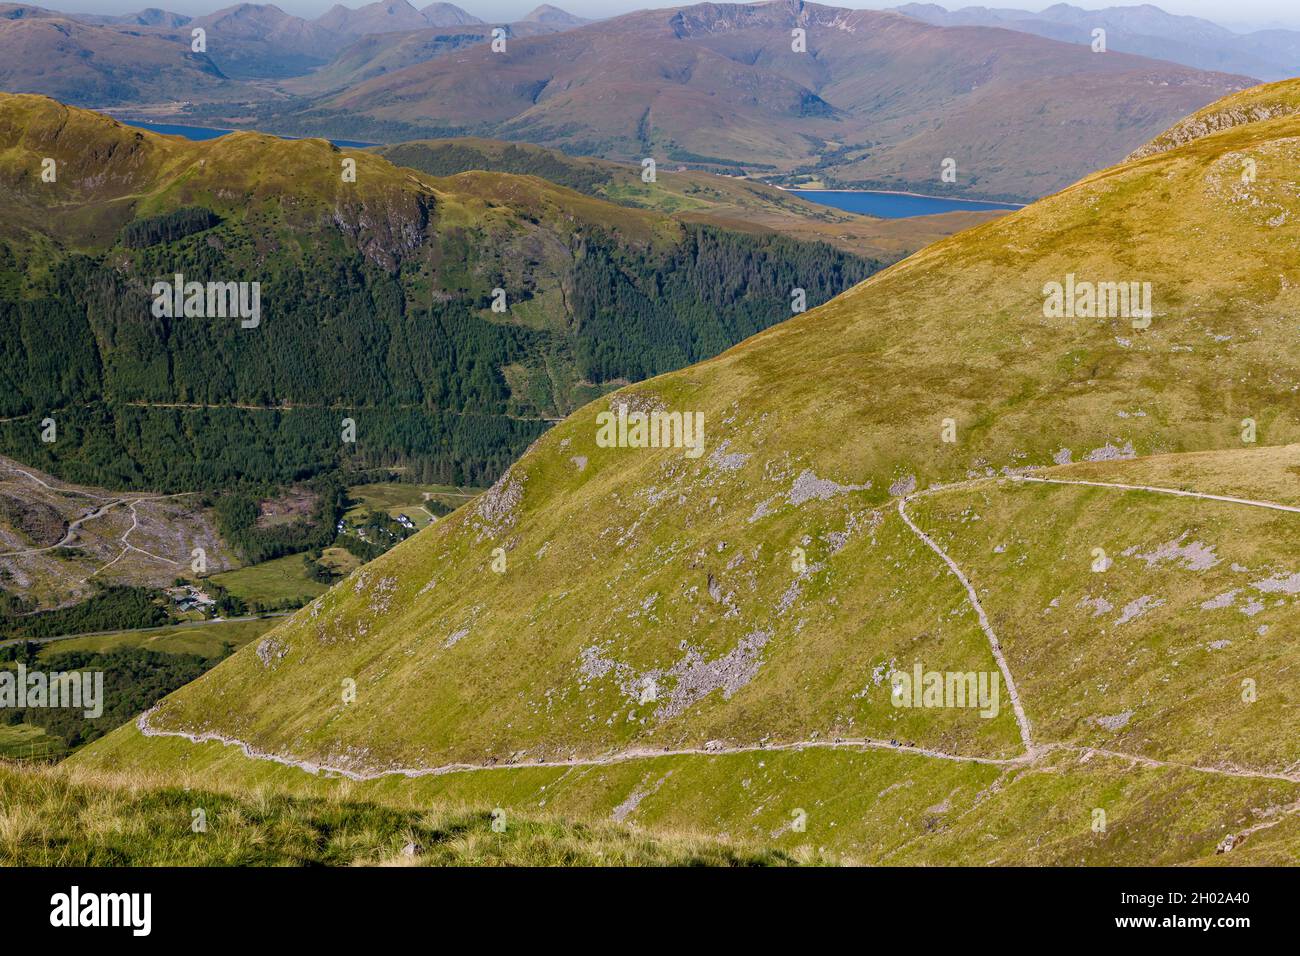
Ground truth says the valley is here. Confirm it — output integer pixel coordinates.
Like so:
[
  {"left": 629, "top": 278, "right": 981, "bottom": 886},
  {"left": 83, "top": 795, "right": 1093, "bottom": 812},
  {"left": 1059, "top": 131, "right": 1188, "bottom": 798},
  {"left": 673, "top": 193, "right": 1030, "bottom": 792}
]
[
  {"left": 62, "top": 76, "right": 1300, "bottom": 865},
  {"left": 0, "top": 0, "right": 1296, "bottom": 881},
  {"left": 0, "top": 2, "right": 1262, "bottom": 202}
]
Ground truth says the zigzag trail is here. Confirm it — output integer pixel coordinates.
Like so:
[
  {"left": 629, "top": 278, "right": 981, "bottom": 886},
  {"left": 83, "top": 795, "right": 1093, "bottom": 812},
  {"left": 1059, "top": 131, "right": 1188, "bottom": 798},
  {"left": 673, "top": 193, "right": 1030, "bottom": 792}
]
[
  {"left": 134, "top": 469, "right": 1300, "bottom": 849},
  {"left": 0, "top": 457, "right": 199, "bottom": 565}
]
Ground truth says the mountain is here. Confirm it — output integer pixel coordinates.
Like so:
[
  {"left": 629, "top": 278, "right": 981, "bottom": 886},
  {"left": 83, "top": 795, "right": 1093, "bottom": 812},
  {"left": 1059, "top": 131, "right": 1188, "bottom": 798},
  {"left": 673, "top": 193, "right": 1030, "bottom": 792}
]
[
  {"left": 73, "top": 78, "right": 1300, "bottom": 865},
  {"left": 305, "top": 0, "right": 1251, "bottom": 200},
  {"left": 77, "top": 7, "right": 192, "bottom": 27},
  {"left": 893, "top": 3, "right": 1300, "bottom": 81},
  {"left": 0, "top": 3, "right": 55, "bottom": 17},
  {"left": 0, "top": 9, "right": 232, "bottom": 104},
  {"left": 189, "top": 4, "right": 353, "bottom": 78},
  {"left": 370, "top": 137, "right": 1007, "bottom": 257},
  {"left": 520, "top": 4, "right": 588, "bottom": 26},
  {"left": 282, "top": 21, "right": 560, "bottom": 95},
  {"left": 0, "top": 93, "right": 876, "bottom": 494},
  {"left": 419, "top": 2, "right": 482, "bottom": 25},
  {"left": 316, "top": 0, "right": 462, "bottom": 36}
]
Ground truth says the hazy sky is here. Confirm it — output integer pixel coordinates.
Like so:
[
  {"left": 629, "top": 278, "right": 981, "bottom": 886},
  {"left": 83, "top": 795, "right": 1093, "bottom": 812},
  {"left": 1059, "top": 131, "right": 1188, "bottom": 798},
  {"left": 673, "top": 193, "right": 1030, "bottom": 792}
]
[{"left": 43, "top": 1, "right": 1300, "bottom": 33}]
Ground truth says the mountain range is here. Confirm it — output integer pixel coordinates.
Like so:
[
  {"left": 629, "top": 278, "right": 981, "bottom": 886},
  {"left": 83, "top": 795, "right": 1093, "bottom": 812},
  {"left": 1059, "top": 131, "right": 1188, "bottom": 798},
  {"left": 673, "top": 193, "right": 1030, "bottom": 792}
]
[
  {"left": 295, "top": 1, "right": 1250, "bottom": 199},
  {"left": 0, "top": 2, "right": 588, "bottom": 86},
  {"left": 71, "top": 77, "right": 1300, "bottom": 865},
  {"left": 894, "top": 3, "right": 1300, "bottom": 82},
  {"left": 0, "top": 1, "right": 1266, "bottom": 200}
]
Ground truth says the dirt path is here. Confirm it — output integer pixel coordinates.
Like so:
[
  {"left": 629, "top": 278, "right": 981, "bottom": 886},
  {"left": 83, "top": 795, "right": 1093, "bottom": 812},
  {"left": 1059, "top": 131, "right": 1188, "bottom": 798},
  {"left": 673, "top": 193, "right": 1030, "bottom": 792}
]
[
  {"left": 89, "top": 494, "right": 199, "bottom": 577},
  {"left": 0, "top": 459, "right": 113, "bottom": 501},
  {"left": 897, "top": 495, "right": 1035, "bottom": 751},
  {"left": 0, "top": 497, "right": 126, "bottom": 558},
  {"left": 0, "top": 484, "right": 200, "bottom": 571},
  {"left": 130, "top": 468, "right": 1300, "bottom": 853},
  {"left": 135, "top": 706, "right": 1300, "bottom": 787},
  {"left": 1014, "top": 475, "right": 1300, "bottom": 514}
]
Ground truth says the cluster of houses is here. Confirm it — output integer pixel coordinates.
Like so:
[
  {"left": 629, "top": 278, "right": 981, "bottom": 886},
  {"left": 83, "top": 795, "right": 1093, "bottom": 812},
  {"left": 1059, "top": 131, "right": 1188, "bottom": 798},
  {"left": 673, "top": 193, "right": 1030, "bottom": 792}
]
[
  {"left": 335, "top": 513, "right": 417, "bottom": 543},
  {"left": 164, "top": 584, "right": 215, "bottom": 614}
]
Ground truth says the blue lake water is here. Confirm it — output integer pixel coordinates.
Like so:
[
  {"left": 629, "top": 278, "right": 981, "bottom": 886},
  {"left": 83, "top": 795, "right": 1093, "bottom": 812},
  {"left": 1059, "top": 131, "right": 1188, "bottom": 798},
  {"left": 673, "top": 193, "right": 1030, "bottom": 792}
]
[
  {"left": 790, "top": 189, "right": 1024, "bottom": 219},
  {"left": 117, "top": 118, "right": 376, "bottom": 149}
]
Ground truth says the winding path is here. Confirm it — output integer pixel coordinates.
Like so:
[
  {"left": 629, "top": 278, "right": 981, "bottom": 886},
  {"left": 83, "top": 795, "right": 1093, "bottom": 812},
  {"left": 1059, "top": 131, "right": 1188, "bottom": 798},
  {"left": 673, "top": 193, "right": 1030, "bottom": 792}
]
[{"left": 132, "top": 467, "right": 1300, "bottom": 853}]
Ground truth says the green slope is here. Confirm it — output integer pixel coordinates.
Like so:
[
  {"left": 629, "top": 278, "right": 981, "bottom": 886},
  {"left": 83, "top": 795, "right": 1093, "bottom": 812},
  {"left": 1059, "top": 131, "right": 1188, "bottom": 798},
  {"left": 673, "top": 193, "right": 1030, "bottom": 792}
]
[
  {"left": 0, "top": 761, "right": 794, "bottom": 866},
  {"left": 72, "top": 80, "right": 1300, "bottom": 863},
  {"left": 0, "top": 93, "right": 877, "bottom": 492},
  {"left": 370, "top": 137, "right": 1006, "bottom": 258}
]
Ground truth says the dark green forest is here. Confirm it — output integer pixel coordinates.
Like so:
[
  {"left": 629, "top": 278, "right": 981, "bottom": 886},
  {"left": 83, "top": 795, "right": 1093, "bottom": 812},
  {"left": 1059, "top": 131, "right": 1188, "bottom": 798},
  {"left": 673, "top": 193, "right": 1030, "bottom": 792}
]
[
  {"left": 0, "top": 205, "right": 874, "bottom": 494},
  {"left": 376, "top": 142, "right": 617, "bottom": 196},
  {"left": 0, "top": 645, "right": 221, "bottom": 750},
  {"left": 0, "top": 585, "right": 169, "bottom": 641}
]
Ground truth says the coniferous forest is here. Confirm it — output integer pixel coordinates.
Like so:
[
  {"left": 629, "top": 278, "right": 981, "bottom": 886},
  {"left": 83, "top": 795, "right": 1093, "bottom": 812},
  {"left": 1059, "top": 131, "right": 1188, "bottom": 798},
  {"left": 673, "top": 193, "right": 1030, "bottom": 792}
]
[{"left": 0, "top": 207, "right": 875, "bottom": 493}]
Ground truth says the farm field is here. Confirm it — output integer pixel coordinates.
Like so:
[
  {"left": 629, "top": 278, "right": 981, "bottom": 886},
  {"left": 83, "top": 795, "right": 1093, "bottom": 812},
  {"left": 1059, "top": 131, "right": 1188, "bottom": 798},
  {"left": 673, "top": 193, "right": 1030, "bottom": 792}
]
[
  {"left": 209, "top": 555, "right": 330, "bottom": 609},
  {"left": 344, "top": 482, "right": 482, "bottom": 529}
]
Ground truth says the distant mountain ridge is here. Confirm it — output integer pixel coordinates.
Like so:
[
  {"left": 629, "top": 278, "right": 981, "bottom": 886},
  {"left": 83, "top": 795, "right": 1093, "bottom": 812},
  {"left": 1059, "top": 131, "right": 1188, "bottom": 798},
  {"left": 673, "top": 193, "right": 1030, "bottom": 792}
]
[
  {"left": 0, "top": 2, "right": 591, "bottom": 88},
  {"left": 892, "top": 3, "right": 1300, "bottom": 81},
  {"left": 303, "top": 0, "right": 1251, "bottom": 200},
  {"left": 0, "top": 9, "right": 233, "bottom": 103}
]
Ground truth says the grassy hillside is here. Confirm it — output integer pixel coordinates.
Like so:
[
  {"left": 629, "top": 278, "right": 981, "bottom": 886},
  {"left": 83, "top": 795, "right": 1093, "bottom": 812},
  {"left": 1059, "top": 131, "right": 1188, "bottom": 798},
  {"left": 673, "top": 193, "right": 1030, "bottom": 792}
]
[
  {"left": 29, "top": 616, "right": 273, "bottom": 659},
  {"left": 372, "top": 137, "right": 1006, "bottom": 258},
  {"left": 0, "top": 761, "right": 795, "bottom": 865},
  {"left": 0, "top": 93, "right": 877, "bottom": 494},
  {"left": 70, "top": 80, "right": 1300, "bottom": 864}
]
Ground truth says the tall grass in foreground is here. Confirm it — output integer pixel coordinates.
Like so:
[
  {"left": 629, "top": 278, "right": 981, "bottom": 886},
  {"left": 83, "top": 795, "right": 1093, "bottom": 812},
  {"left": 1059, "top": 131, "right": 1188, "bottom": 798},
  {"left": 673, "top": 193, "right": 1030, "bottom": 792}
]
[{"left": 0, "top": 761, "right": 809, "bottom": 866}]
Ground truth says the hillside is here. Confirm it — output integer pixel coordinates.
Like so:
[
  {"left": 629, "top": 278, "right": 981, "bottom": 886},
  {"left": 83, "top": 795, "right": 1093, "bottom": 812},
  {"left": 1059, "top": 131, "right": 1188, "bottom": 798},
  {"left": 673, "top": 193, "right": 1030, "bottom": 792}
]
[
  {"left": 71, "top": 79, "right": 1300, "bottom": 864},
  {"left": 0, "top": 10, "right": 234, "bottom": 104},
  {"left": 0, "top": 93, "right": 875, "bottom": 494},
  {"left": 0, "top": 454, "right": 235, "bottom": 610},
  {"left": 281, "top": 21, "right": 562, "bottom": 95},
  {"left": 299, "top": 0, "right": 1252, "bottom": 200},
  {"left": 1127, "top": 76, "right": 1300, "bottom": 159},
  {"left": 893, "top": 3, "right": 1299, "bottom": 82},
  {"left": 371, "top": 137, "right": 1006, "bottom": 256},
  {"left": 0, "top": 761, "right": 795, "bottom": 865}
]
